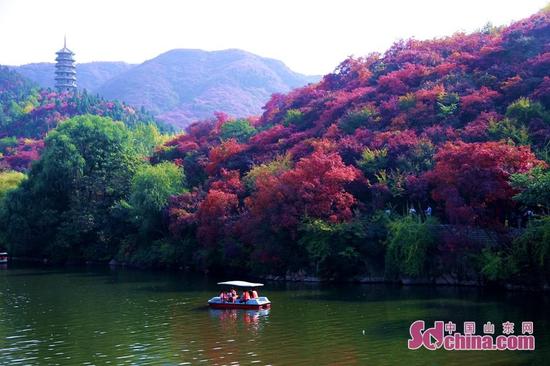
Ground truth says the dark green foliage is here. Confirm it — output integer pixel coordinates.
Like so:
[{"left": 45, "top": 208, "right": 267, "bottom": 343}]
[
  {"left": 396, "top": 140, "right": 435, "bottom": 174},
  {"left": 118, "top": 237, "right": 196, "bottom": 268},
  {"left": 475, "top": 218, "right": 550, "bottom": 286},
  {"left": 478, "top": 248, "right": 510, "bottom": 282},
  {"left": 220, "top": 119, "right": 257, "bottom": 142},
  {"left": 485, "top": 217, "right": 550, "bottom": 286},
  {"left": 339, "top": 107, "right": 376, "bottom": 134},
  {"left": 385, "top": 216, "right": 439, "bottom": 278},
  {"left": 1, "top": 115, "right": 141, "bottom": 260},
  {"left": 0, "top": 137, "right": 18, "bottom": 153},
  {"left": 437, "top": 92, "right": 460, "bottom": 117},
  {"left": 511, "top": 166, "right": 550, "bottom": 213},
  {"left": 488, "top": 118, "right": 530, "bottom": 145},
  {"left": 510, "top": 218, "right": 550, "bottom": 282},
  {"left": 282, "top": 109, "right": 305, "bottom": 128},
  {"left": 298, "top": 215, "right": 387, "bottom": 279},
  {"left": 357, "top": 148, "right": 387, "bottom": 176},
  {"left": 0, "top": 66, "right": 39, "bottom": 127},
  {"left": 505, "top": 97, "right": 549, "bottom": 125}
]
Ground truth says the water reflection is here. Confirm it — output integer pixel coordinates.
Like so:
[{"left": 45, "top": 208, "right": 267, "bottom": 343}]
[{"left": 209, "top": 308, "right": 270, "bottom": 335}]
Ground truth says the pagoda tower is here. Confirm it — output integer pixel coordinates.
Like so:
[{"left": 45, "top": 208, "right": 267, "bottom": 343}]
[{"left": 54, "top": 36, "right": 77, "bottom": 92}]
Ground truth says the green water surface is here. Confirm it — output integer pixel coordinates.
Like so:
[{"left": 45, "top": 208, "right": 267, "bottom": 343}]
[{"left": 0, "top": 264, "right": 548, "bottom": 365}]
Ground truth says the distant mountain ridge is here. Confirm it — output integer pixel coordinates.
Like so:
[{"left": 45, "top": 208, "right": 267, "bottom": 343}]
[
  {"left": 12, "top": 62, "right": 135, "bottom": 93},
  {"left": 12, "top": 49, "right": 320, "bottom": 129}
]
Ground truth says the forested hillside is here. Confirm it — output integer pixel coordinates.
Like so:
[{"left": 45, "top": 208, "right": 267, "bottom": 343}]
[
  {"left": 154, "top": 8, "right": 550, "bottom": 283},
  {"left": 1, "top": 8, "right": 549, "bottom": 287},
  {"left": 0, "top": 66, "right": 167, "bottom": 171}
]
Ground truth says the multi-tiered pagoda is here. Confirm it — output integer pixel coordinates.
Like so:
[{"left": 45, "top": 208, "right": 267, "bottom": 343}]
[{"left": 54, "top": 36, "right": 77, "bottom": 92}]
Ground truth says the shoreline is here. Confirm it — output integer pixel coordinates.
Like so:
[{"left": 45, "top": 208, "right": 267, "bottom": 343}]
[{"left": 7, "top": 256, "right": 549, "bottom": 292}]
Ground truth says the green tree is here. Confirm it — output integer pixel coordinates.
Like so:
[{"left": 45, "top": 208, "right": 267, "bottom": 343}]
[
  {"left": 339, "top": 106, "right": 377, "bottom": 134},
  {"left": 113, "top": 162, "right": 186, "bottom": 266},
  {"left": 282, "top": 109, "right": 305, "bottom": 128},
  {"left": 243, "top": 154, "right": 291, "bottom": 190},
  {"left": 478, "top": 248, "right": 510, "bottom": 282},
  {"left": 0, "top": 170, "right": 26, "bottom": 247},
  {"left": 488, "top": 118, "right": 530, "bottom": 146},
  {"left": 220, "top": 119, "right": 256, "bottom": 142},
  {"left": 131, "top": 123, "right": 169, "bottom": 157},
  {"left": 505, "top": 97, "right": 549, "bottom": 125},
  {"left": 510, "top": 166, "right": 550, "bottom": 213},
  {"left": 507, "top": 217, "right": 550, "bottom": 285},
  {"left": 129, "top": 161, "right": 185, "bottom": 235},
  {"left": 385, "top": 215, "right": 439, "bottom": 278},
  {"left": 357, "top": 147, "right": 388, "bottom": 176},
  {"left": 437, "top": 92, "right": 460, "bottom": 117},
  {"left": 1, "top": 115, "right": 141, "bottom": 261},
  {"left": 298, "top": 215, "right": 386, "bottom": 279}
]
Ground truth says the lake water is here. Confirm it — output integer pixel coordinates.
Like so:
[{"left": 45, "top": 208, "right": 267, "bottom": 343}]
[{"left": 0, "top": 263, "right": 548, "bottom": 365}]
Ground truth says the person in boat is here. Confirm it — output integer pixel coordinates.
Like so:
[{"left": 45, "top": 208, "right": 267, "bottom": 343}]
[
  {"left": 251, "top": 289, "right": 258, "bottom": 298},
  {"left": 240, "top": 290, "right": 251, "bottom": 303},
  {"left": 219, "top": 290, "right": 227, "bottom": 302},
  {"left": 224, "top": 290, "right": 233, "bottom": 303}
]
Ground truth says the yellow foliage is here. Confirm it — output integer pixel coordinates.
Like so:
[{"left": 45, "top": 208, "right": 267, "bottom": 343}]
[
  {"left": 0, "top": 170, "right": 26, "bottom": 202},
  {"left": 244, "top": 153, "right": 292, "bottom": 189}
]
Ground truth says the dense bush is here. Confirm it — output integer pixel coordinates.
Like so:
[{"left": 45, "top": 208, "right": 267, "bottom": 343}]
[
  {"left": 385, "top": 216, "right": 439, "bottom": 278},
  {"left": 509, "top": 217, "right": 550, "bottom": 285},
  {"left": 220, "top": 118, "right": 257, "bottom": 142}
]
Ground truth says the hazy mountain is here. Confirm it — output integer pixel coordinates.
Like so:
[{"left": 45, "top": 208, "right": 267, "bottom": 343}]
[
  {"left": 96, "top": 49, "right": 319, "bottom": 128},
  {"left": 13, "top": 49, "right": 319, "bottom": 129},
  {"left": 12, "top": 62, "right": 135, "bottom": 92}
]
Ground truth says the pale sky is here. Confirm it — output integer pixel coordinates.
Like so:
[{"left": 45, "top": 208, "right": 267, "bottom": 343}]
[{"left": 0, "top": 0, "right": 547, "bottom": 75}]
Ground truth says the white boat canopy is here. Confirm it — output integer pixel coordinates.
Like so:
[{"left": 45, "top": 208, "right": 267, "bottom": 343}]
[{"left": 217, "top": 281, "right": 264, "bottom": 288}]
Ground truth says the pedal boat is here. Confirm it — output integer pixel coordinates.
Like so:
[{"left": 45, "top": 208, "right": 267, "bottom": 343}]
[
  {"left": 208, "top": 280, "right": 271, "bottom": 310},
  {"left": 0, "top": 252, "right": 7, "bottom": 264}
]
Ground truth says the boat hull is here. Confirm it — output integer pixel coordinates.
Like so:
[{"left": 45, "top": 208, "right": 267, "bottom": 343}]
[
  {"left": 208, "top": 302, "right": 271, "bottom": 310},
  {"left": 208, "top": 296, "right": 271, "bottom": 310}
]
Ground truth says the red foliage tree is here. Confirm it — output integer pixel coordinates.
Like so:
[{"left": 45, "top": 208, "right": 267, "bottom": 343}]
[
  {"left": 196, "top": 189, "right": 239, "bottom": 247},
  {"left": 425, "top": 141, "right": 544, "bottom": 225},
  {"left": 168, "top": 189, "right": 204, "bottom": 236},
  {"left": 245, "top": 149, "right": 359, "bottom": 230},
  {"left": 460, "top": 87, "right": 500, "bottom": 120},
  {"left": 205, "top": 138, "right": 246, "bottom": 175}
]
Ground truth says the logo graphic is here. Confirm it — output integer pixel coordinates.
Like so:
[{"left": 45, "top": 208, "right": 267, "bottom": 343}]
[{"left": 408, "top": 320, "right": 535, "bottom": 351}]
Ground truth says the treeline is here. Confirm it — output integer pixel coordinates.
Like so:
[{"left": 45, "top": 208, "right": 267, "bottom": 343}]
[{"left": 0, "top": 113, "right": 547, "bottom": 288}]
